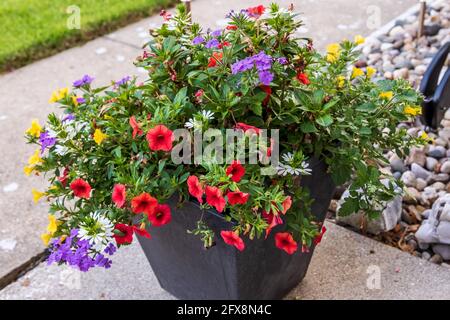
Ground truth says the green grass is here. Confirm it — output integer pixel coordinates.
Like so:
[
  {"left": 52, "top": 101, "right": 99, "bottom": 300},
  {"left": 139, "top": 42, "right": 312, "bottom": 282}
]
[{"left": 0, "top": 0, "right": 175, "bottom": 72}]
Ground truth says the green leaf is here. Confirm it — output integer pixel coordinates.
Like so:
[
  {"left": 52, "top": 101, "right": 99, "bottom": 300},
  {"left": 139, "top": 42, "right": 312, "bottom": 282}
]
[
  {"left": 300, "top": 120, "right": 317, "bottom": 133},
  {"left": 249, "top": 103, "right": 262, "bottom": 116},
  {"left": 355, "top": 103, "right": 376, "bottom": 112},
  {"left": 315, "top": 114, "right": 333, "bottom": 127}
]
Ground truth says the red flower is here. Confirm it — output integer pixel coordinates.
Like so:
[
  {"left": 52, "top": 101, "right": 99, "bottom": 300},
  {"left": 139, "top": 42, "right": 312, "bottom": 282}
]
[
  {"left": 227, "top": 191, "right": 249, "bottom": 205},
  {"left": 131, "top": 192, "right": 158, "bottom": 214},
  {"left": 205, "top": 186, "right": 226, "bottom": 213},
  {"left": 58, "top": 167, "right": 69, "bottom": 187},
  {"left": 112, "top": 184, "right": 126, "bottom": 208},
  {"left": 281, "top": 196, "right": 292, "bottom": 214},
  {"left": 262, "top": 210, "right": 283, "bottom": 238},
  {"left": 247, "top": 5, "right": 265, "bottom": 18},
  {"left": 218, "top": 41, "right": 231, "bottom": 49},
  {"left": 260, "top": 85, "right": 272, "bottom": 106},
  {"left": 195, "top": 89, "right": 204, "bottom": 98},
  {"left": 113, "top": 224, "right": 150, "bottom": 246},
  {"left": 220, "top": 230, "right": 245, "bottom": 251},
  {"left": 313, "top": 226, "right": 327, "bottom": 245},
  {"left": 70, "top": 178, "right": 91, "bottom": 199},
  {"left": 226, "top": 25, "right": 237, "bottom": 31},
  {"left": 208, "top": 52, "right": 223, "bottom": 68},
  {"left": 234, "top": 122, "right": 261, "bottom": 135},
  {"left": 302, "top": 245, "right": 310, "bottom": 253},
  {"left": 187, "top": 175, "right": 204, "bottom": 204},
  {"left": 129, "top": 116, "right": 143, "bottom": 139},
  {"left": 266, "top": 138, "right": 275, "bottom": 157},
  {"left": 226, "top": 160, "right": 245, "bottom": 183},
  {"left": 296, "top": 72, "right": 310, "bottom": 85},
  {"left": 148, "top": 204, "right": 172, "bottom": 227},
  {"left": 160, "top": 10, "right": 172, "bottom": 21},
  {"left": 132, "top": 225, "right": 151, "bottom": 239},
  {"left": 113, "top": 223, "right": 134, "bottom": 245},
  {"left": 275, "top": 232, "right": 298, "bottom": 255},
  {"left": 146, "top": 124, "right": 173, "bottom": 151}
]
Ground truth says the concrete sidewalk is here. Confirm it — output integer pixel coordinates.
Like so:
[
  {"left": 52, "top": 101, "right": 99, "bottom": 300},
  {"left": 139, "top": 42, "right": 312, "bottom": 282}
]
[
  {"left": 0, "top": 0, "right": 425, "bottom": 299},
  {"left": 2, "top": 222, "right": 450, "bottom": 300}
]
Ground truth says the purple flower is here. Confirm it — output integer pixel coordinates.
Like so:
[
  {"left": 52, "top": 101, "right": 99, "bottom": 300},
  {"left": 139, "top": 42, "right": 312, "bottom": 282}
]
[
  {"left": 62, "top": 114, "right": 75, "bottom": 123},
  {"left": 205, "top": 39, "right": 220, "bottom": 49},
  {"left": 115, "top": 76, "right": 131, "bottom": 86},
  {"left": 104, "top": 243, "right": 117, "bottom": 256},
  {"left": 39, "top": 131, "right": 57, "bottom": 154},
  {"left": 211, "top": 29, "right": 222, "bottom": 37},
  {"left": 73, "top": 75, "right": 94, "bottom": 88},
  {"left": 192, "top": 36, "right": 205, "bottom": 45},
  {"left": 76, "top": 97, "right": 86, "bottom": 104},
  {"left": 277, "top": 57, "right": 288, "bottom": 65},
  {"left": 259, "top": 71, "right": 274, "bottom": 85}
]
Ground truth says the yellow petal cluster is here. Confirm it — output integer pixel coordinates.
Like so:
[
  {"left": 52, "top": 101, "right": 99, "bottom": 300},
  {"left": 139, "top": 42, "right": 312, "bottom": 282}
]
[
  {"left": 26, "top": 119, "right": 42, "bottom": 138},
  {"left": 49, "top": 87, "right": 69, "bottom": 103},
  {"left": 93, "top": 129, "right": 108, "bottom": 145},
  {"left": 326, "top": 43, "right": 340, "bottom": 63}
]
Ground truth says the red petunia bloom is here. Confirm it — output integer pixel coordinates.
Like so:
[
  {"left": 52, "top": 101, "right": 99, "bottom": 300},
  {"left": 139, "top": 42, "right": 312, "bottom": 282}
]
[
  {"left": 129, "top": 116, "right": 143, "bottom": 139},
  {"left": 220, "top": 230, "right": 245, "bottom": 251},
  {"left": 234, "top": 122, "right": 261, "bottom": 135},
  {"left": 146, "top": 124, "right": 173, "bottom": 152},
  {"left": 313, "top": 226, "right": 327, "bottom": 245},
  {"left": 227, "top": 191, "right": 249, "bottom": 205},
  {"left": 131, "top": 192, "right": 158, "bottom": 214},
  {"left": 226, "top": 160, "right": 245, "bottom": 183},
  {"left": 218, "top": 41, "right": 231, "bottom": 49},
  {"left": 112, "top": 184, "right": 126, "bottom": 208},
  {"left": 187, "top": 175, "right": 204, "bottom": 204},
  {"left": 296, "top": 72, "right": 310, "bottom": 85},
  {"left": 281, "top": 196, "right": 292, "bottom": 214},
  {"left": 113, "top": 223, "right": 134, "bottom": 245},
  {"left": 205, "top": 186, "right": 226, "bottom": 213},
  {"left": 113, "top": 224, "right": 151, "bottom": 246},
  {"left": 226, "top": 25, "right": 238, "bottom": 31},
  {"left": 148, "top": 204, "right": 172, "bottom": 227},
  {"left": 70, "top": 178, "right": 91, "bottom": 199},
  {"left": 247, "top": 5, "right": 265, "bottom": 18},
  {"left": 208, "top": 52, "right": 223, "bottom": 68},
  {"left": 275, "top": 232, "right": 298, "bottom": 255},
  {"left": 262, "top": 210, "right": 283, "bottom": 238}
]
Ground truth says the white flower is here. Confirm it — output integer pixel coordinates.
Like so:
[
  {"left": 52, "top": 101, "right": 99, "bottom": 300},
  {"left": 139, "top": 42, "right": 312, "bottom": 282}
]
[
  {"left": 201, "top": 110, "right": 214, "bottom": 121},
  {"left": 79, "top": 211, "right": 114, "bottom": 252},
  {"left": 276, "top": 154, "right": 312, "bottom": 176},
  {"left": 65, "top": 121, "right": 88, "bottom": 139},
  {"left": 54, "top": 145, "right": 68, "bottom": 156},
  {"left": 282, "top": 152, "right": 294, "bottom": 163},
  {"left": 184, "top": 110, "right": 214, "bottom": 131}
]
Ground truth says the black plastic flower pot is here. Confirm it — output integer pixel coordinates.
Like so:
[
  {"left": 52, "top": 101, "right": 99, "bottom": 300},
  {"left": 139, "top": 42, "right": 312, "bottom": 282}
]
[{"left": 137, "top": 158, "right": 335, "bottom": 300}]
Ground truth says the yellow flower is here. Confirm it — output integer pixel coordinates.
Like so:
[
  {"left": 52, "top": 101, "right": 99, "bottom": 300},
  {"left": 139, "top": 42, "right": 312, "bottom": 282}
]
[
  {"left": 41, "top": 233, "right": 52, "bottom": 246},
  {"left": 93, "top": 129, "right": 107, "bottom": 145},
  {"left": 32, "top": 188, "right": 46, "bottom": 203},
  {"left": 49, "top": 87, "right": 69, "bottom": 103},
  {"left": 46, "top": 214, "right": 59, "bottom": 234},
  {"left": 351, "top": 67, "right": 364, "bottom": 79},
  {"left": 28, "top": 149, "right": 43, "bottom": 166},
  {"left": 366, "top": 66, "right": 376, "bottom": 78},
  {"left": 404, "top": 105, "right": 422, "bottom": 116},
  {"left": 23, "top": 165, "right": 34, "bottom": 176},
  {"left": 379, "top": 91, "right": 393, "bottom": 100},
  {"left": 354, "top": 35, "right": 365, "bottom": 45},
  {"left": 337, "top": 75, "right": 346, "bottom": 88},
  {"left": 72, "top": 96, "right": 79, "bottom": 106},
  {"left": 104, "top": 114, "right": 113, "bottom": 120},
  {"left": 326, "top": 43, "right": 340, "bottom": 63},
  {"left": 26, "top": 119, "right": 42, "bottom": 138}
]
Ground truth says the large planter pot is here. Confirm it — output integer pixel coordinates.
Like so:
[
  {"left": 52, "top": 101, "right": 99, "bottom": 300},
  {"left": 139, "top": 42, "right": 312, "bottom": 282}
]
[{"left": 137, "top": 158, "right": 335, "bottom": 300}]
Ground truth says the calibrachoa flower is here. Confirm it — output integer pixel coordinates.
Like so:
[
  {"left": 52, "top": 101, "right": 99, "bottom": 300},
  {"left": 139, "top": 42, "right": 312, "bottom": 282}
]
[
  {"left": 205, "top": 186, "right": 226, "bottom": 213},
  {"left": 39, "top": 130, "right": 56, "bottom": 154},
  {"left": 131, "top": 192, "right": 157, "bottom": 214},
  {"left": 262, "top": 210, "right": 283, "bottom": 238},
  {"left": 296, "top": 72, "right": 310, "bottom": 85},
  {"left": 326, "top": 43, "right": 340, "bottom": 63},
  {"left": 49, "top": 87, "right": 69, "bottom": 103},
  {"left": 313, "top": 226, "right": 327, "bottom": 245},
  {"left": 112, "top": 184, "right": 126, "bottom": 208},
  {"left": 187, "top": 175, "right": 204, "bottom": 203},
  {"left": 221, "top": 230, "right": 245, "bottom": 251},
  {"left": 379, "top": 91, "right": 393, "bottom": 100},
  {"left": 246, "top": 5, "right": 265, "bottom": 18},
  {"left": 146, "top": 124, "right": 173, "bottom": 151},
  {"left": 208, "top": 52, "right": 223, "bottom": 68},
  {"left": 70, "top": 178, "right": 91, "bottom": 199},
  {"left": 226, "top": 160, "right": 245, "bottom": 183},
  {"left": 73, "top": 74, "right": 94, "bottom": 87},
  {"left": 147, "top": 204, "right": 172, "bottom": 227},
  {"left": 351, "top": 67, "right": 364, "bottom": 79},
  {"left": 275, "top": 232, "right": 298, "bottom": 255},
  {"left": 113, "top": 223, "right": 150, "bottom": 245},
  {"left": 234, "top": 122, "right": 261, "bottom": 135},
  {"left": 226, "top": 25, "right": 237, "bottom": 31},
  {"left": 226, "top": 191, "right": 249, "bottom": 205},
  {"left": 26, "top": 119, "right": 42, "bottom": 138},
  {"left": 32, "top": 188, "right": 45, "bottom": 203},
  {"left": 93, "top": 128, "right": 107, "bottom": 145}
]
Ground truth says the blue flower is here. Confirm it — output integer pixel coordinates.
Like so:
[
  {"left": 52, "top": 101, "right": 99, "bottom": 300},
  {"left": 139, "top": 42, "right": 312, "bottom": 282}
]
[
  {"left": 73, "top": 75, "right": 94, "bottom": 88},
  {"left": 205, "top": 39, "right": 220, "bottom": 49},
  {"left": 192, "top": 36, "right": 205, "bottom": 45}
]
